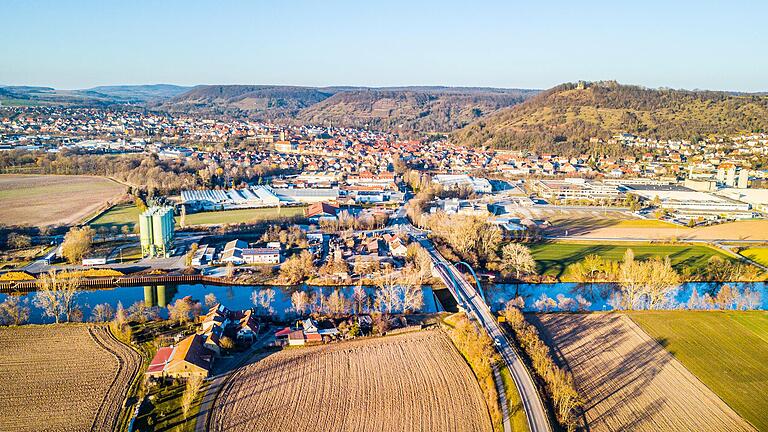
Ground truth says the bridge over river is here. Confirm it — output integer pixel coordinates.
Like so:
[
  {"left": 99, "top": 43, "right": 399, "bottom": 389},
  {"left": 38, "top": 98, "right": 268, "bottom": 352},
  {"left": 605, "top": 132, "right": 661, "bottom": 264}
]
[{"left": 417, "top": 234, "right": 552, "bottom": 432}]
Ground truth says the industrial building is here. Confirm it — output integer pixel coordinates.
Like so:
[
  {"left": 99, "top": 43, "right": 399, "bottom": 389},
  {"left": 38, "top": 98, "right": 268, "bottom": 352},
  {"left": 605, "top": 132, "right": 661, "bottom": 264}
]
[
  {"left": 625, "top": 185, "right": 751, "bottom": 212},
  {"left": 534, "top": 178, "right": 623, "bottom": 201},
  {"left": 181, "top": 186, "right": 281, "bottom": 210},
  {"left": 139, "top": 206, "right": 175, "bottom": 258},
  {"left": 432, "top": 174, "right": 493, "bottom": 194}
]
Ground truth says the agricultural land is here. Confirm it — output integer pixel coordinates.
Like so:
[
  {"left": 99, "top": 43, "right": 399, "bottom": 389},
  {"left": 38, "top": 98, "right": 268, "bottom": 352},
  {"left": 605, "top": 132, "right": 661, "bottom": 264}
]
[
  {"left": 0, "top": 174, "right": 125, "bottom": 227},
  {"left": 90, "top": 203, "right": 306, "bottom": 231},
  {"left": 208, "top": 329, "right": 493, "bottom": 432},
  {"left": 740, "top": 247, "right": 768, "bottom": 267},
  {"left": 528, "top": 313, "right": 755, "bottom": 432},
  {"left": 0, "top": 324, "right": 142, "bottom": 432},
  {"left": 629, "top": 311, "right": 768, "bottom": 431},
  {"left": 528, "top": 241, "right": 731, "bottom": 279}
]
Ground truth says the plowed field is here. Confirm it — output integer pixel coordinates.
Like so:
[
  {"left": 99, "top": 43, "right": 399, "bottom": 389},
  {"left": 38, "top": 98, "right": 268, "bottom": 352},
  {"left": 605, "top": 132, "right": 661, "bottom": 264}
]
[
  {"left": 0, "top": 325, "right": 142, "bottom": 432},
  {"left": 209, "top": 330, "right": 492, "bottom": 432},
  {"left": 529, "top": 313, "right": 755, "bottom": 432}
]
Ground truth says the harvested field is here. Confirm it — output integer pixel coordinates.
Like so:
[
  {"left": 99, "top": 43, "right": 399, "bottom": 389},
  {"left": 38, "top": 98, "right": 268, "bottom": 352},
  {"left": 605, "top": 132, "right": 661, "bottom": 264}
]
[
  {"left": 561, "top": 220, "right": 768, "bottom": 241},
  {"left": 0, "top": 324, "right": 142, "bottom": 432},
  {"left": 208, "top": 330, "right": 492, "bottom": 432},
  {"left": 0, "top": 174, "right": 125, "bottom": 227},
  {"left": 528, "top": 313, "right": 755, "bottom": 432}
]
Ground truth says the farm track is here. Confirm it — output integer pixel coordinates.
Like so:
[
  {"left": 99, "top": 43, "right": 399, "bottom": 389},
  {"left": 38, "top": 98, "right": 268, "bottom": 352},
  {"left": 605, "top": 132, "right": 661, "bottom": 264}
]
[
  {"left": 208, "top": 329, "right": 493, "bottom": 432},
  {"left": 530, "top": 313, "right": 756, "bottom": 432},
  {"left": 0, "top": 324, "right": 142, "bottom": 432}
]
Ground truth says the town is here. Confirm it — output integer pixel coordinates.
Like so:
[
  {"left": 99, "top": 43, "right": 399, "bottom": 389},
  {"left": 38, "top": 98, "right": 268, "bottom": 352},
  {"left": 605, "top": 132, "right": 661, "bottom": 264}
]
[{"left": 2, "top": 2, "right": 768, "bottom": 431}]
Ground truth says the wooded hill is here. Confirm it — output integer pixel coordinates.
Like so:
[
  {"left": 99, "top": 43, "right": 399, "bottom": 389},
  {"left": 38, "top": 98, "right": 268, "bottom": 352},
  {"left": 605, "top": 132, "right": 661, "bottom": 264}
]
[
  {"left": 452, "top": 81, "right": 768, "bottom": 155},
  {"left": 159, "top": 85, "right": 538, "bottom": 132}
]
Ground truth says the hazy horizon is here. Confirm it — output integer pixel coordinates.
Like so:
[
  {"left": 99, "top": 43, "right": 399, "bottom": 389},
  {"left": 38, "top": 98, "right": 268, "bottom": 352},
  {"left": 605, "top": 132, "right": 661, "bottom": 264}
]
[{"left": 2, "top": 0, "right": 767, "bottom": 92}]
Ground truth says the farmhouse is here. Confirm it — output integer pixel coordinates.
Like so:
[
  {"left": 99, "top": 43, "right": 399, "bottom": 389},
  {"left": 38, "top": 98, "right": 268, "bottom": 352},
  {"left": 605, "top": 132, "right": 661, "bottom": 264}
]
[{"left": 145, "top": 334, "right": 213, "bottom": 379}]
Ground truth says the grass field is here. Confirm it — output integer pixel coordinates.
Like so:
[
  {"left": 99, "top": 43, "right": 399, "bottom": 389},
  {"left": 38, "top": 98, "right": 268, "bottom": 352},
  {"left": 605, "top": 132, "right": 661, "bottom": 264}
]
[
  {"left": 90, "top": 204, "right": 306, "bottom": 231},
  {"left": 530, "top": 313, "right": 754, "bottom": 432},
  {"left": 183, "top": 206, "right": 305, "bottom": 226},
  {"left": 209, "top": 330, "right": 492, "bottom": 432},
  {"left": 89, "top": 202, "right": 140, "bottom": 231},
  {"left": 0, "top": 325, "right": 142, "bottom": 432},
  {"left": 629, "top": 311, "right": 768, "bottom": 431},
  {"left": 740, "top": 247, "right": 768, "bottom": 267},
  {"left": 528, "top": 241, "right": 731, "bottom": 278},
  {"left": 133, "top": 380, "right": 208, "bottom": 432},
  {"left": 0, "top": 174, "right": 125, "bottom": 227}
]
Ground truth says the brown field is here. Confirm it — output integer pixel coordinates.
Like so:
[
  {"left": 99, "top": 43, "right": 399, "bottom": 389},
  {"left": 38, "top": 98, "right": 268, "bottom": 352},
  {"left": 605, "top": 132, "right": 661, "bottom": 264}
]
[
  {"left": 562, "top": 220, "right": 768, "bottom": 241},
  {"left": 208, "top": 330, "right": 492, "bottom": 432},
  {"left": 0, "top": 174, "right": 126, "bottom": 227},
  {"left": 528, "top": 314, "right": 754, "bottom": 432},
  {"left": 0, "top": 325, "right": 142, "bottom": 432}
]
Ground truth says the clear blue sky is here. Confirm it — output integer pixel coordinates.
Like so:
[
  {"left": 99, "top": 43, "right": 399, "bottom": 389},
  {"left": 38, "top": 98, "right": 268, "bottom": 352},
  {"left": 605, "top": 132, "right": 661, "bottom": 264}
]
[{"left": 2, "top": 0, "right": 767, "bottom": 92}]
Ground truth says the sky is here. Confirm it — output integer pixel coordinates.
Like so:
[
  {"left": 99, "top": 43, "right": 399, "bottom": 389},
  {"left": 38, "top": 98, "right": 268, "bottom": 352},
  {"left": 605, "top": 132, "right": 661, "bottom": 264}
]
[{"left": 1, "top": 0, "right": 767, "bottom": 92}]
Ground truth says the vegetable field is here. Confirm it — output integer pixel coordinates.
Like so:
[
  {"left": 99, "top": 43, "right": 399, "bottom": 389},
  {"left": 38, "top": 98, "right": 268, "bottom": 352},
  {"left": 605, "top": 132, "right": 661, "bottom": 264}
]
[
  {"left": 208, "top": 330, "right": 492, "bottom": 432},
  {"left": 0, "top": 325, "right": 142, "bottom": 432},
  {"left": 529, "top": 313, "right": 755, "bottom": 432}
]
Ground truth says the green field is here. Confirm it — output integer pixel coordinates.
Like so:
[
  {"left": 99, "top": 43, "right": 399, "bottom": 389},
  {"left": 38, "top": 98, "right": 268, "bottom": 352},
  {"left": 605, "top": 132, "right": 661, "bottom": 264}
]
[
  {"left": 629, "top": 311, "right": 768, "bottom": 431},
  {"left": 90, "top": 203, "right": 306, "bottom": 230},
  {"left": 89, "top": 203, "right": 140, "bottom": 231},
  {"left": 528, "top": 241, "right": 731, "bottom": 279},
  {"left": 741, "top": 247, "right": 768, "bottom": 267},
  {"left": 183, "top": 206, "right": 306, "bottom": 225}
]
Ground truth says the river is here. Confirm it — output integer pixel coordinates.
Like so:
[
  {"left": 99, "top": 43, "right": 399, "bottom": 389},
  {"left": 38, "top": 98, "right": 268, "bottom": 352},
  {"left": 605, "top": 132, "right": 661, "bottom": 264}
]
[{"left": 0, "top": 281, "right": 764, "bottom": 324}]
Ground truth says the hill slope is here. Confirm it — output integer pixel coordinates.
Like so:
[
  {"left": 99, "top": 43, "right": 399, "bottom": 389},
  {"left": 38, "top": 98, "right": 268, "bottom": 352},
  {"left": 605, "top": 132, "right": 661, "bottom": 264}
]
[
  {"left": 158, "top": 85, "right": 337, "bottom": 118},
  {"left": 453, "top": 81, "right": 768, "bottom": 155},
  {"left": 162, "top": 85, "right": 538, "bottom": 131},
  {"left": 297, "top": 87, "right": 535, "bottom": 132}
]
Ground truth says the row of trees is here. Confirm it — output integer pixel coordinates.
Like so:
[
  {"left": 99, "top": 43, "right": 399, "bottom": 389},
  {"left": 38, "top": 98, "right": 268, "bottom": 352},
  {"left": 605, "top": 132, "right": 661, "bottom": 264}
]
[
  {"left": 318, "top": 210, "right": 389, "bottom": 232},
  {"left": 503, "top": 302, "right": 582, "bottom": 431},
  {"left": 0, "top": 150, "right": 283, "bottom": 193},
  {"left": 567, "top": 253, "right": 763, "bottom": 284}
]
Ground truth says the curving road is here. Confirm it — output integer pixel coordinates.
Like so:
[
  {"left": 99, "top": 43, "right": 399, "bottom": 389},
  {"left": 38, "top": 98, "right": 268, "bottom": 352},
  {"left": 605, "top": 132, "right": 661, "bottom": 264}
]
[{"left": 419, "top": 235, "right": 552, "bottom": 432}]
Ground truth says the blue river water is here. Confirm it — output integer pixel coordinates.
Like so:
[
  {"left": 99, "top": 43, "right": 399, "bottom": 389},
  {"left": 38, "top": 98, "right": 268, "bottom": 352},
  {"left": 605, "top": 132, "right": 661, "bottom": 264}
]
[{"left": 0, "top": 281, "right": 764, "bottom": 324}]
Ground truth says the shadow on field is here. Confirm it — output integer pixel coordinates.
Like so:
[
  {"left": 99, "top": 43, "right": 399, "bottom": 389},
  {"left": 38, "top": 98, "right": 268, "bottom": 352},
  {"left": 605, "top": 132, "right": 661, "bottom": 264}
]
[
  {"left": 528, "top": 313, "right": 672, "bottom": 431},
  {"left": 547, "top": 217, "right": 619, "bottom": 236}
]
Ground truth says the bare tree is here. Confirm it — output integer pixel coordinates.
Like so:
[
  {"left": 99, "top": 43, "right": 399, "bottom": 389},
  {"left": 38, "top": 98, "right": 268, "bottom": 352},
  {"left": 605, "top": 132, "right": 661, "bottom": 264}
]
[
  {"left": 168, "top": 297, "right": 196, "bottom": 324},
  {"left": 114, "top": 301, "right": 127, "bottom": 326},
  {"left": 327, "top": 289, "right": 349, "bottom": 316},
  {"left": 0, "top": 295, "right": 30, "bottom": 325},
  {"left": 204, "top": 293, "right": 218, "bottom": 311},
  {"left": 374, "top": 272, "right": 402, "bottom": 314},
  {"left": 225, "top": 261, "right": 235, "bottom": 279},
  {"left": 253, "top": 288, "right": 276, "bottom": 316},
  {"left": 352, "top": 284, "right": 369, "bottom": 314},
  {"left": 291, "top": 290, "right": 310, "bottom": 316},
  {"left": 181, "top": 374, "right": 204, "bottom": 417},
  {"left": 34, "top": 271, "right": 81, "bottom": 323},
  {"left": 90, "top": 303, "right": 114, "bottom": 322},
  {"left": 501, "top": 243, "right": 537, "bottom": 280},
  {"left": 401, "top": 284, "right": 424, "bottom": 313}
]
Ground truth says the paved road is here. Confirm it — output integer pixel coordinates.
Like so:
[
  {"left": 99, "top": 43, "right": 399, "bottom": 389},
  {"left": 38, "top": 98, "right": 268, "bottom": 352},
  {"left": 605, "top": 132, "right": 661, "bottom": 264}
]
[
  {"left": 195, "top": 327, "right": 274, "bottom": 432},
  {"left": 420, "top": 235, "right": 552, "bottom": 432}
]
